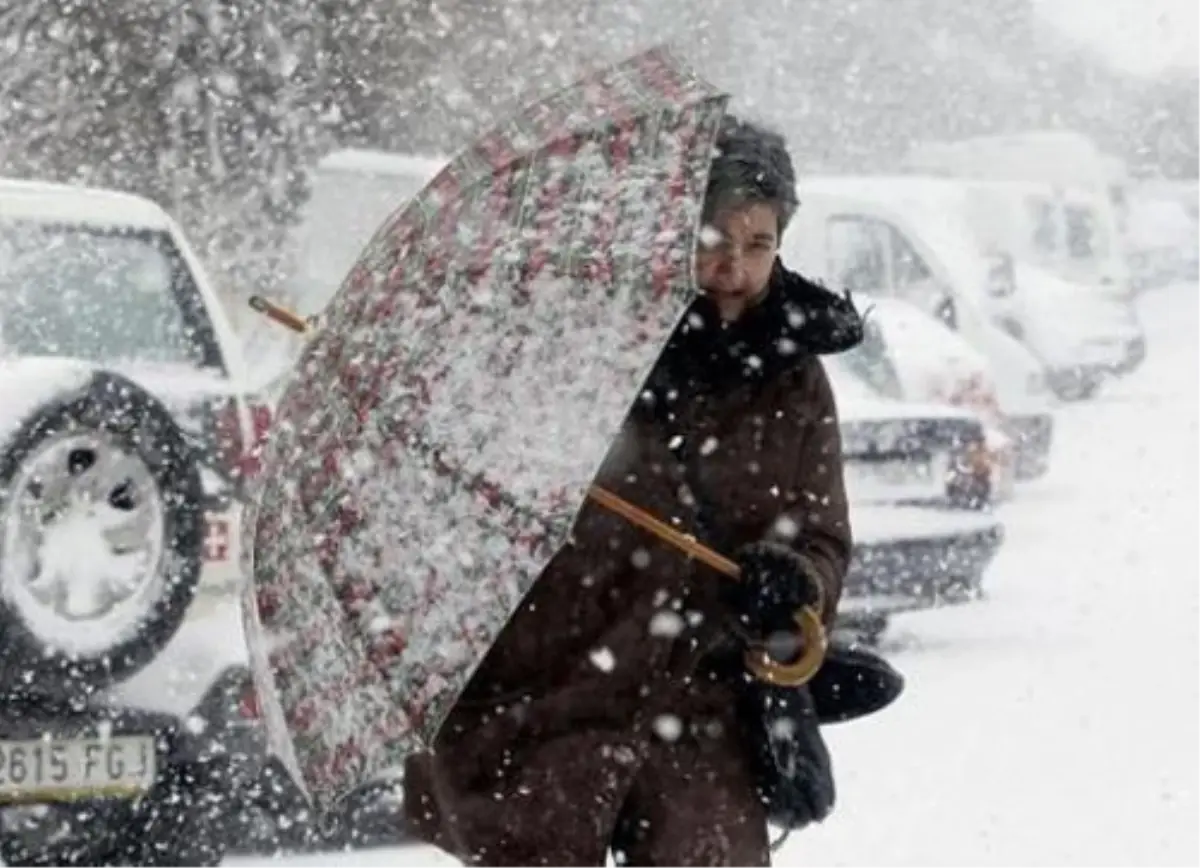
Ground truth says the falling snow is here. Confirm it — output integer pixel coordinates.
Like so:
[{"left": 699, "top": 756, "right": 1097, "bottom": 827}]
[{"left": 0, "top": 2, "right": 1192, "bottom": 863}]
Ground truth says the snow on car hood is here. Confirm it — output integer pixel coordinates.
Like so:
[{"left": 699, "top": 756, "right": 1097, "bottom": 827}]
[
  {"left": 101, "top": 595, "right": 249, "bottom": 718},
  {"left": 829, "top": 357, "right": 980, "bottom": 426}
]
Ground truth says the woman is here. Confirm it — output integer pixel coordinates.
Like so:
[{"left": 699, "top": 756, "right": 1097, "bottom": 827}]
[{"left": 404, "top": 116, "right": 864, "bottom": 866}]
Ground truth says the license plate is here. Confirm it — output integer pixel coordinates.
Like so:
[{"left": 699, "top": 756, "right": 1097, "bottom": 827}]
[
  {"left": 0, "top": 736, "right": 157, "bottom": 803},
  {"left": 845, "top": 453, "right": 947, "bottom": 502}
]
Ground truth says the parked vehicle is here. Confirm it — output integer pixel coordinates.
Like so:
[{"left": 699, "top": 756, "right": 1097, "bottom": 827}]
[
  {"left": 827, "top": 357, "right": 1006, "bottom": 643},
  {"left": 843, "top": 294, "right": 1055, "bottom": 487},
  {"left": 288, "top": 148, "right": 447, "bottom": 317},
  {"left": 900, "top": 130, "right": 1132, "bottom": 293},
  {"left": 1125, "top": 184, "right": 1199, "bottom": 289},
  {"left": 0, "top": 178, "right": 272, "bottom": 865},
  {"left": 780, "top": 175, "right": 1146, "bottom": 399},
  {"left": 963, "top": 318, "right": 1057, "bottom": 481},
  {"left": 1002, "top": 259, "right": 1146, "bottom": 390}
]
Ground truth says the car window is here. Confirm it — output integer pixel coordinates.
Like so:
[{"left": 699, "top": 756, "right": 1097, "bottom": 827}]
[
  {"left": 1065, "top": 204, "right": 1103, "bottom": 260},
  {"left": 885, "top": 224, "right": 935, "bottom": 287},
  {"left": 0, "top": 222, "right": 225, "bottom": 372},
  {"left": 1028, "top": 197, "right": 1059, "bottom": 255},
  {"left": 827, "top": 216, "right": 888, "bottom": 294},
  {"left": 824, "top": 353, "right": 888, "bottom": 403},
  {"left": 836, "top": 316, "right": 904, "bottom": 399}
]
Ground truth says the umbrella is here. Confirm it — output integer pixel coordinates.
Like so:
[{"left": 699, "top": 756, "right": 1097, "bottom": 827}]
[{"left": 241, "top": 45, "right": 819, "bottom": 816}]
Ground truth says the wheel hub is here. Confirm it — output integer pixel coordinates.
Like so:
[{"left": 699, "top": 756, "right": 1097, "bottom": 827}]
[{"left": 1, "top": 431, "right": 166, "bottom": 657}]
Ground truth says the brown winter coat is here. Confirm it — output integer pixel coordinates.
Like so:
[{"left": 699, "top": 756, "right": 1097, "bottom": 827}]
[{"left": 404, "top": 265, "right": 862, "bottom": 866}]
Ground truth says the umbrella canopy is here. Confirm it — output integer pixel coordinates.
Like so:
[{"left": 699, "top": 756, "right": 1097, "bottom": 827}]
[{"left": 242, "top": 46, "right": 730, "bottom": 812}]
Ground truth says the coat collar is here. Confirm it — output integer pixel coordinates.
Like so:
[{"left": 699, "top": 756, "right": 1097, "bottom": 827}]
[{"left": 638, "top": 260, "right": 864, "bottom": 417}]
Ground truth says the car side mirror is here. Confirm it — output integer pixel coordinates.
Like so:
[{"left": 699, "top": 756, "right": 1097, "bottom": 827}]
[
  {"left": 935, "top": 295, "right": 958, "bottom": 331},
  {"left": 984, "top": 251, "right": 1016, "bottom": 298}
]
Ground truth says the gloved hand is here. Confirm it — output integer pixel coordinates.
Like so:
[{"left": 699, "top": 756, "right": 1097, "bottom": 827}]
[{"left": 724, "top": 541, "right": 824, "bottom": 654}]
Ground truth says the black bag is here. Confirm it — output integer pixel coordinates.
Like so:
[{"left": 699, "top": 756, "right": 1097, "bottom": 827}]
[
  {"left": 670, "top": 435, "right": 905, "bottom": 836},
  {"left": 740, "top": 675, "right": 835, "bottom": 832},
  {"left": 739, "top": 638, "right": 905, "bottom": 836}
]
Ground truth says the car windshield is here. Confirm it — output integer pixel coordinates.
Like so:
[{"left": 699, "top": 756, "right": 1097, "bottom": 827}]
[
  {"left": 0, "top": 221, "right": 223, "bottom": 371},
  {"left": 832, "top": 316, "right": 904, "bottom": 400},
  {"left": 824, "top": 351, "right": 891, "bottom": 404}
]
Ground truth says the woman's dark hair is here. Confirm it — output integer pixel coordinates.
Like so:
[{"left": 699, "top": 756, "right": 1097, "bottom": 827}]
[{"left": 702, "top": 115, "right": 799, "bottom": 235}]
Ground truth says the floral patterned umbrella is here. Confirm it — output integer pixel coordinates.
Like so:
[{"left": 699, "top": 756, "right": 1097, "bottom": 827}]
[{"left": 241, "top": 46, "right": 730, "bottom": 814}]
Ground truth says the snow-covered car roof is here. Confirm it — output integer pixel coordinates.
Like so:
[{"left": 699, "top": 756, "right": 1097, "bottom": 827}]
[
  {"left": 315, "top": 148, "right": 449, "bottom": 179},
  {"left": 0, "top": 177, "right": 174, "bottom": 232}
]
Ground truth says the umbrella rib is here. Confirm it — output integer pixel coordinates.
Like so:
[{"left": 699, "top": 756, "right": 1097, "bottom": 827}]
[{"left": 385, "top": 418, "right": 563, "bottom": 544}]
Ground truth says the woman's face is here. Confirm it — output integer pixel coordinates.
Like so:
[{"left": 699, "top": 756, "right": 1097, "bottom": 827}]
[{"left": 694, "top": 202, "right": 779, "bottom": 323}]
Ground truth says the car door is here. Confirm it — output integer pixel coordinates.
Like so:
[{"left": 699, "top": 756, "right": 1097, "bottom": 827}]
[{"left": 824, "top": 212, "right": 958, "bottom": 328}]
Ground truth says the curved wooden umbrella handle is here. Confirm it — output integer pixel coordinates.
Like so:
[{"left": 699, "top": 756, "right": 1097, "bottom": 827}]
[
  {"left": 586, "top": 486, "right": 827, "bottom": 687},
  {"left": 743, "top": 607, "right": 828, "bottom": 687}
]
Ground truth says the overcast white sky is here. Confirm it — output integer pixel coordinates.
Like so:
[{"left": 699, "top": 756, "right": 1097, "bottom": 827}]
[{"left": 1034, "top": 0, "right": 1198, "bottom": 77}]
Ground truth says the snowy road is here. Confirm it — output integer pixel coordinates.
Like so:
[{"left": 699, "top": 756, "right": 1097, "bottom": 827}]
[{"left": 232, "top": 282, "right": 1199, "bottom": 867}]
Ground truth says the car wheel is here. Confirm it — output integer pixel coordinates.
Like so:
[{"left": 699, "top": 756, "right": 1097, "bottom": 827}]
[
  {"left": 0, "top": 370, "right": 204, "bottom": 698},
  {"left": 1048, "top": 369, "right": 1100, "bottom": 402}
]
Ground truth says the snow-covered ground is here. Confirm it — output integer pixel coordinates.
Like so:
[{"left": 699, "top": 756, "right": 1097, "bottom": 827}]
[{"left": 231, "top": 281, "right": 1199, "bottom": 867}]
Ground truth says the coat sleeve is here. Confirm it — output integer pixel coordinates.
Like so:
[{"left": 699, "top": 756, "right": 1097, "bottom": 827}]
[{"left": 765, "top": 358, "right": 853, "bottom": 625}]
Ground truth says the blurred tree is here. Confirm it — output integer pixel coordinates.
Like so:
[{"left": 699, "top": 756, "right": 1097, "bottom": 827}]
[
  {"left": 0, "top": 0, "right": 322, "bottom": 303},
  {"left": 0, "top": 0, "right": 1191, "bottom": 321},
  {"left": 1129, "top": 74, "right": 1198, "bottom": 178}
]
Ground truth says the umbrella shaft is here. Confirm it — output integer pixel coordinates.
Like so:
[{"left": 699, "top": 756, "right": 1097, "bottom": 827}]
[{"left": 586, "top": 485, "right": 741, "bottom": 579}]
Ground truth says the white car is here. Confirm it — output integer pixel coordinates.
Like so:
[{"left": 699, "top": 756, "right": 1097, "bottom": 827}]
[
  {"left": 999, "top": 260, "right": 1146, "bottom": 395},
  {"left": 824, "top": 357, "right": 1006, "bottom": 643},
  {"left": 0, "top": 181, "right": 262, "bottom": 599},
  {"left": 842, "top": 295, "right": 1056, "bottom": 484},
  {"left": 0, "top": 178, "right": 270, "bottom": 864}
]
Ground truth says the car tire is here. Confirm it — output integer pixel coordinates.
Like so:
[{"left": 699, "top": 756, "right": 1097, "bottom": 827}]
[
  {"left": 1048, "top": 369, "right": 1100, "bottom": 402},
  {"left": 0, "top": 370, "right": 204, "bottom": 699}
]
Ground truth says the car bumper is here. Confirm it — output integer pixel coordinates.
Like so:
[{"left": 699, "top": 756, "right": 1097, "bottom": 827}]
[
  {"left": 841, "top": 505, "right": 1005, "bottom": 615},
  {"left": 13, "top": 597, "right": 283, "bottom": 864},
  {"left": 1053, "top": 333, "right": 1146, "bottom": 379},
  {"left": 1108, "top": 335, "right": 1146, "bottom": 374},
  {"left": 0, "top": 703, "right": 249, "bottom": 861}
]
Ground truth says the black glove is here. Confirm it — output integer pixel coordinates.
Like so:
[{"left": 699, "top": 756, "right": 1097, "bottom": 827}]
[{"left": 725, "top": 541, "right": 824, "bottom": 647}]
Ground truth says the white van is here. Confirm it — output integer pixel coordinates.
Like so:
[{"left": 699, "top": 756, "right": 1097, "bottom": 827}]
[
  {"left": 287, "top": 148, "right": 448, "bottom": 316},
  {"left": 780, "top": 176, "right": 1144, "bottom": 399},
  {"left": 954, "top": 179, "right": 1131, "bottom": 299},
  {"left": 901, "top": 131, "right": 1132, "bottom": 296}
]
